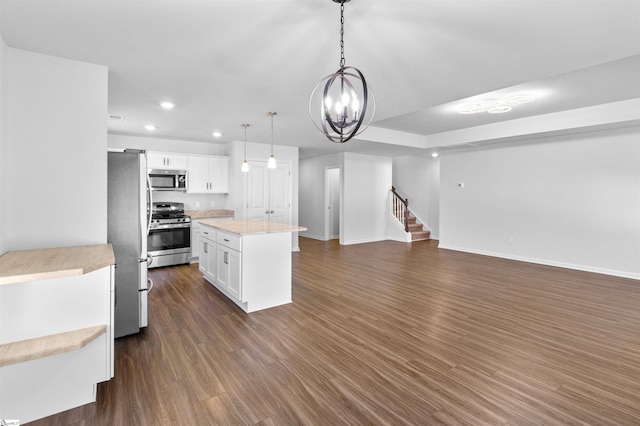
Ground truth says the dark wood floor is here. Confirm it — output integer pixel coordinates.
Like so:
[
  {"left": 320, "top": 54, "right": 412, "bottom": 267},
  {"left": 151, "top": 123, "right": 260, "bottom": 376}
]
[{"left": 30, "top": 238, "right": 640, "bottom": 425}]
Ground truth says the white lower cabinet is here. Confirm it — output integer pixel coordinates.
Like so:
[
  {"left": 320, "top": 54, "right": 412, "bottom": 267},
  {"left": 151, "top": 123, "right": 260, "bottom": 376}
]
[
  {"left": 198, "top": 222, "right": 295, "bottom": 313},
  {"left": 216, "top": 236, "right": 242, "bottom": 300},
  {"left": 199, "top": 229, "right": 217, "bottom": 284}
]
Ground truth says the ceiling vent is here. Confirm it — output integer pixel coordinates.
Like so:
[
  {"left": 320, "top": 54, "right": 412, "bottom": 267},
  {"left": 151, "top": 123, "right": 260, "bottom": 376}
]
[{"left": 109, "top": 115, "right": 125, "bottom": 122}]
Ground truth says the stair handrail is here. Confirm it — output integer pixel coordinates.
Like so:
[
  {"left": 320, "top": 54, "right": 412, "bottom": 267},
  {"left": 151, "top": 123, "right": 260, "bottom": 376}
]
[{"left": 391, "top": 186, "right": 410, "bottom": 232}]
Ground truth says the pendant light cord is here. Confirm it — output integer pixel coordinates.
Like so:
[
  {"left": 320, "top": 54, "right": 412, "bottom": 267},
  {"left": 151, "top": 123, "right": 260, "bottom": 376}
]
[
  {"left": 271, "top": 114, "right": 275, "bottom": 155},
  {"left": 340, "top": 2, "right": 345, "bottom": 68}
]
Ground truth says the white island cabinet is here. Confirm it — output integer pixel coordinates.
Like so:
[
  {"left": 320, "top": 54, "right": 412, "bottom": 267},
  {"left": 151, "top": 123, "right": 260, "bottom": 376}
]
[
  {"left": 0, "top": 244, "right": 115, "bottom": 424},
  {"left": 199, "top": 219, "right": 306, "bottom": 313}
]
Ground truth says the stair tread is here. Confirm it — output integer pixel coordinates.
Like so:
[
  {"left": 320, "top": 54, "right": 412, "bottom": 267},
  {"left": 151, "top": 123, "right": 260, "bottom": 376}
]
[{"left": 411, "top": 230, "right": 431, "bottom": 241}]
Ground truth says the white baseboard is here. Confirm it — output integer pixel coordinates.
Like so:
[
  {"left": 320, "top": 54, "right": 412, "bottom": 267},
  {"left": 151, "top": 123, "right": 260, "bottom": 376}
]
[
  {"left": 437, "top": 244, "right": 640, "bottom": 281},
  {"left": 300, "top": 233, "right": 327, "bottom": 241}
]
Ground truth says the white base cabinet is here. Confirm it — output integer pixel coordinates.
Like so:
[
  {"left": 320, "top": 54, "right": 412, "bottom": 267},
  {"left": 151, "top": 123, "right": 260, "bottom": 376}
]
[
  {"left": 199, "top": 225, "right": 294, "bottom": 313},
  {"left": 0, "top": 265, "right": 114, "bottom": 424}
]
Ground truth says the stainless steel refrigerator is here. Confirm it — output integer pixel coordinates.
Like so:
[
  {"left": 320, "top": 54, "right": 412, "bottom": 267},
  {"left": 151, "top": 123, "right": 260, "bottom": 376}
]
[{"left": 108, "top": 149, "right": 150, "bottom": 338}]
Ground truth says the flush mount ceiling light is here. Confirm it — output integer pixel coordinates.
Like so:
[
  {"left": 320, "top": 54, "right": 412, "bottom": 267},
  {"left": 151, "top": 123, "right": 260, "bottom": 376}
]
[
  {"left": 160, "top": 101, "right": 175, "bottom": 109},
  {"left": 144, "top": 124, "right": 156, "bottom": 131},
  {"left": 458, "top": 95, "right": 535, "bottom": 114},
  {"left": 241, "top": 123, "right": 250, "bottom": 173},
  {"left": 309, "top": 0, "right": 375, "bottom": 143},
  {"left": 267, "top": 112, "right": 277, "bottom": 169},
  {"left": 212, "top": 131, "right": 222, "bottom": 138}
]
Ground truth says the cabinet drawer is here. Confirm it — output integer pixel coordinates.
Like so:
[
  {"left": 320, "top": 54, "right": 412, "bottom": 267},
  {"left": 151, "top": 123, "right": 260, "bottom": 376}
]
[
  {"left": 201, "top": 228, "right": 216, "bottom": 242},
  {"left": 217, "top": 231, "right": 241, "bottom": 251}
]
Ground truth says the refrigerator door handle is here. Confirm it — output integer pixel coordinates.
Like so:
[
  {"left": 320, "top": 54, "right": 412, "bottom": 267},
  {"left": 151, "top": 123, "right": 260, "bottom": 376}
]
[{"left": 146, "top": 171, "right": 153, "bottom": 237}]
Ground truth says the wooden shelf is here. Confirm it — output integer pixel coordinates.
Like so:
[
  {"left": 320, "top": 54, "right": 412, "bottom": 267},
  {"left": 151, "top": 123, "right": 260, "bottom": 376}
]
[
  {"left": 0, "top": 325, "right": 106, "bottom": 367},
  {"left": 0, "top": 244, "right": 115, "bottom": 286}
]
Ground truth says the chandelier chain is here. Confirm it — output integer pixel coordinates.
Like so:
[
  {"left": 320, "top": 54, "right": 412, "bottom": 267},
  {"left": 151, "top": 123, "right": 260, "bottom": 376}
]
[{"left": 339, "top": 2, "right": 345, "bottom": 68}]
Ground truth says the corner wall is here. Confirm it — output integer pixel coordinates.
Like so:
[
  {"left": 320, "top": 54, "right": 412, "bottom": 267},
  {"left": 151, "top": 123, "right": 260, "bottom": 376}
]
[
  {"left": 342, "top": 153, "right": 392, "bottom": 245},
  {"left": 439, "top": 125, "right": 640, "bottom": 279},
  {"left": 0, "top": 33, "right": 8, "bottom": 255},
  {"left": 6, "top": 49, "right": 108, "bottom": 250}
]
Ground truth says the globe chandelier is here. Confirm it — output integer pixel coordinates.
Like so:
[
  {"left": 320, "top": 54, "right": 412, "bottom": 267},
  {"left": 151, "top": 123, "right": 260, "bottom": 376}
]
[{"left": 309, "top": 0, "right": 375, "bottom": 143}]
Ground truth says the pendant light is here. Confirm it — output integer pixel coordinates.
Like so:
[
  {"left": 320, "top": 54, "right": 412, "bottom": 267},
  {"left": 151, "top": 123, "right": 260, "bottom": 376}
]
[
  {"left": 309, "top": 0, "right": 375, "bottom": 143},
  {"left": 241, "top": 123, "right": 250, "bottom": 173},
  {"left": 267, "top": 112, "right": 277, "bottom": 169}
]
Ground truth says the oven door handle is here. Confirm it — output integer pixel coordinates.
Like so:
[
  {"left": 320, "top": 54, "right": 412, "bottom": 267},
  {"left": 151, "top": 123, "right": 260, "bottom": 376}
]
[{"left": 149, "top": 223, "right": 192, "bottom": 230}]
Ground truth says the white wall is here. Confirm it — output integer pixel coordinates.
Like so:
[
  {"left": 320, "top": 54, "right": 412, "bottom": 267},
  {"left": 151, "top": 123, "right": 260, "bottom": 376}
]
[
  {"left": 342, "top": 153, "right": 392, "bottom": 245},
  {"left": 439, "top": 125, "right": 640, "bottom": 279},
  {"left": 6, "top": 49, "right": 108, "bottom": 250},
  {"left": 108, "top": 133, "right": 228, "bottom": 210},
  {"left": 0, "top": 33, "right": 8, "bottom": 255},
  {"left": 299, "top": 153, "right": 344, "bottom": 240},
  {"left": 392, "top": 156, "right": 440, "bottom": 239}
]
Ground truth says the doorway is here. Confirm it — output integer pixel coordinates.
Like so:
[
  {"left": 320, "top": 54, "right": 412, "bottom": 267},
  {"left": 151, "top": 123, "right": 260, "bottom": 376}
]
[{"left": 325, "top": 166, "right": 340, "bottom": 240}]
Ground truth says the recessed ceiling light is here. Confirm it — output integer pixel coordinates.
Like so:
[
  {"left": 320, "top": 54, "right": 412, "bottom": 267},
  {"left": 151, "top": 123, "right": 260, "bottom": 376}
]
[
  {"left": 160, "top": 101, "right": 175, "bottom": 109},
  {"left": 144, "top": 124, "right": 156, "bottom": 131},
  {"left": 431, "top": 152, "right": 439, "bottom": 158},
  {"left": 212, "top": 131, "right": 222, "bottom": 138}
]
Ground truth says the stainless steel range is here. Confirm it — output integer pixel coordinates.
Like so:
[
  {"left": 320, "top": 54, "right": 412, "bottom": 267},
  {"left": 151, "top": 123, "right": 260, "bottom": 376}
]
[{"left": 148, "top": 202, "right": 191, "bottom": 268}]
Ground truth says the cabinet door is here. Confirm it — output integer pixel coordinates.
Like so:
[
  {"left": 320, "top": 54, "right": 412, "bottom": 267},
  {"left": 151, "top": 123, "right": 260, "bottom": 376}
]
[
  {"left": 191, "top": 225, "right": 201, "bottom": 259},
  {"left": 206, "top": 240, "right": 217, "bottom": 283},
  {"left": 147, "top": 152, "right": 168, "bottom": 169},
  {"left": 198, "top": 237, "right": 209, "bottom": 274},
  {"left": 187, "top": 156, "right": 210, "bottom": 193},
  {"left": 147, "top": 152, "right": 188, "bottom": 170},
  {"left": 210, "top": 157, "right": 229, "bottom": 193},
  {"left": 216, "top": 245, "right": 229, "bottom": 290},
  {"left": 164, "top": 154, "right": 188, "bottom": 169},
  {"left": 227, "top": 249, "right": 241, "bottom": 300}
]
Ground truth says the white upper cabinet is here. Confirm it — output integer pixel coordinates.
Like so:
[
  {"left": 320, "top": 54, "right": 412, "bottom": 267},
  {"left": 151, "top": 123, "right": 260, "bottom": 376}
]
[
  {"left": 188, "top": 155, "right": 229, "bottom": 193},
  {"left": 147, "top": 152, "right": 188, "bottom": 170}
]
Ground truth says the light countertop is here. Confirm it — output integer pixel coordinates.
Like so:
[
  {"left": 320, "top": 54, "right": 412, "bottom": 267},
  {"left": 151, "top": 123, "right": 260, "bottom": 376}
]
[
  {"left": 199, "top": 219, "right": 307, "bottom": 236},
  {"left": 0, "top": 244, "right": 115, "bottom": 286},
  {"left": 185, "top": 209, "right": 234, "bottom": 219}
]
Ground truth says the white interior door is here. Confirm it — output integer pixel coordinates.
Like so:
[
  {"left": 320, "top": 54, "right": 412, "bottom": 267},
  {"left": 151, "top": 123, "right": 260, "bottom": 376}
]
[
  {"left": 325, "top": 167, "right": 340, "bottom": 240},
  {"left": 247, "top": 161, "right": 291, "bottom": 224},
  {"left": 270, "top": 162, "right": 291, "bottom": 225},
  {"left": 247, "top": 162, "right": 269, "bottom": 221}
]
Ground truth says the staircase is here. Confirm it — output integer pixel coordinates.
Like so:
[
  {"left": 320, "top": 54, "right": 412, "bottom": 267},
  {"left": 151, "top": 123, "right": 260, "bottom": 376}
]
[
  {"left": 391, "top": 186, "right": 431, "bottom": 242},
  {"left": 406, "top": 215, "right": 431, "bottom": 241}
]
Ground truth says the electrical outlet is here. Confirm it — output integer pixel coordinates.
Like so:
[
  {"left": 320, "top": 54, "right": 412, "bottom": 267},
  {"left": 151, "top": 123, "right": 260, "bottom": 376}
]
[{"left": 195, "top": 201, "right": 200, "bottom": 208}]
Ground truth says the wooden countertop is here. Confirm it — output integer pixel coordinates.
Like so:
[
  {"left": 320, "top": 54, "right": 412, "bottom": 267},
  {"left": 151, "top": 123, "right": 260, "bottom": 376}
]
[
  {"left": 185, "top": 209, "right": 234, "bottom": 219},
  {"left": 0, "top": 244, "right": 115, "bottom": 286},
  {"left": 0, "top": 325, "right": 106, "bottom": 367},
  {"left": 199, "top": 219, "right": 307, "bottom": 236}
]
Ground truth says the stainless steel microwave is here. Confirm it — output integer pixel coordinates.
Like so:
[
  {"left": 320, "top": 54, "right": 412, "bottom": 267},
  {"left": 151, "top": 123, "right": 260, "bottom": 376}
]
[{"left": 148, "top": 169, "right": 187, "bottom": 191}]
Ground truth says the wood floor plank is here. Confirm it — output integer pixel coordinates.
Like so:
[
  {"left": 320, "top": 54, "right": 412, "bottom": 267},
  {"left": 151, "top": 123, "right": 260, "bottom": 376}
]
[{"left": 28, "top": 238, "right": 640, "bottom": 425}]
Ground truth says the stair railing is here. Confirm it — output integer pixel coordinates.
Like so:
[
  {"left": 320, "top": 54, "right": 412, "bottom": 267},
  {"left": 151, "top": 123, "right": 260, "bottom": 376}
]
[{"left": 391, "top": 186, "right": 410, "bottom": 232}]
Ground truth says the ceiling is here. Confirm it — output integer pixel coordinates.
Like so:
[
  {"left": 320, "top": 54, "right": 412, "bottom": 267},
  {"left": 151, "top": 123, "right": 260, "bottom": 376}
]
[{"left": 1, "top": 0, "right": 639, "bottom": 158}]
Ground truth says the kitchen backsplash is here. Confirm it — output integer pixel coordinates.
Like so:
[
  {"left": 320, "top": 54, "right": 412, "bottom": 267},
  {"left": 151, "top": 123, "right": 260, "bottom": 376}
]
[{"left": 151, "top": 191, "right": 227, "bottom": 210}]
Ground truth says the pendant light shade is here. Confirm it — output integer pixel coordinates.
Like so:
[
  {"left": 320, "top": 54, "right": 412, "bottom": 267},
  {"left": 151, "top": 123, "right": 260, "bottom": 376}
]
[
  {"left": 267, "top": 112, "right": 277, "bottom": 169},
  {"left": 241, "top": 123, "right": 250, "bottom": 173},
  {"left": 309, "top": 0, "right": 375, "bottom": 143}
]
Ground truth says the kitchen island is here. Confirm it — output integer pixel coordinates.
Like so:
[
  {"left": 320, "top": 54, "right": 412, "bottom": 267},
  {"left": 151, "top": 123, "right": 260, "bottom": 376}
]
[{"left": 198, "top": 219, "right": 306, "bottom": 313}]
